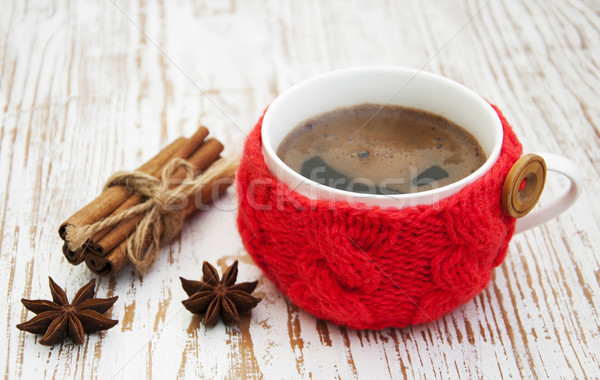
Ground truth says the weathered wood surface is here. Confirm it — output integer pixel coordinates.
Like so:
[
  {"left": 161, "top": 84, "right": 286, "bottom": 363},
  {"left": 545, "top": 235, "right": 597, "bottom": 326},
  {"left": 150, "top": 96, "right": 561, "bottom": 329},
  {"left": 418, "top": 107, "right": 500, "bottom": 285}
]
[{"left": 1, "top": 0, "right": 599, "bottom": 378}]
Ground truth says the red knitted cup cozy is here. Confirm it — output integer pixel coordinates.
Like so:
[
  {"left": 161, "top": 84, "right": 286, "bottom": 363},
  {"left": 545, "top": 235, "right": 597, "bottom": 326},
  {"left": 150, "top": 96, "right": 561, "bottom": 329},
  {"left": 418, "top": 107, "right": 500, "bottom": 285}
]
[{"left": 237, "top": 104, "right": 523, "bottom": 330}]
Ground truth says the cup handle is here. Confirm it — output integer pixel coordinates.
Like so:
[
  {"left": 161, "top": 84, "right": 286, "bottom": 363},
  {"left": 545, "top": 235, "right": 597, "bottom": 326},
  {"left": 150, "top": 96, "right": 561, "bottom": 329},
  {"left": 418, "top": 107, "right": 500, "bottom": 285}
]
[{"left": 502, "top": 153, "right": 583, "bottom": 234}]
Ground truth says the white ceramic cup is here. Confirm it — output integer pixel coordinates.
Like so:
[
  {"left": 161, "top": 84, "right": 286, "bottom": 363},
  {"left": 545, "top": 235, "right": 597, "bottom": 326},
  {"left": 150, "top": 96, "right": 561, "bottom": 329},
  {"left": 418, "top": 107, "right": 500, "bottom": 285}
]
[{"left": 261, "top": 67, "right": 582, "bottom": 233}]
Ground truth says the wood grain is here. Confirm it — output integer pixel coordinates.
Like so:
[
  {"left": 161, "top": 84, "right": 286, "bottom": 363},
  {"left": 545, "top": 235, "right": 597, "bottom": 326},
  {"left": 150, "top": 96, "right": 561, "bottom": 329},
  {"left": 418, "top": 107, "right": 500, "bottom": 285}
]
[{"left": 1, "top": 0, "right": 599, "bottom": 378}]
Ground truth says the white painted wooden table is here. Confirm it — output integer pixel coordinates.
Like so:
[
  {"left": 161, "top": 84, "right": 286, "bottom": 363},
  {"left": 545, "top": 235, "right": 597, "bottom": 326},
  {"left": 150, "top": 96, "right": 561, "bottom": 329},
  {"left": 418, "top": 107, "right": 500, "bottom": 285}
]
[{"left": 2, "top": 0, "right": 599, "bottom": 378}]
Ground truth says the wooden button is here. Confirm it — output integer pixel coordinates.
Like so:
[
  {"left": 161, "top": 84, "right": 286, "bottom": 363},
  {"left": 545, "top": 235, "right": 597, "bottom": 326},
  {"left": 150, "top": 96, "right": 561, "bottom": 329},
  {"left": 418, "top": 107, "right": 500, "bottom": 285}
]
[{"left": 502, "top": 154, "right": 547, "bottom": 218}]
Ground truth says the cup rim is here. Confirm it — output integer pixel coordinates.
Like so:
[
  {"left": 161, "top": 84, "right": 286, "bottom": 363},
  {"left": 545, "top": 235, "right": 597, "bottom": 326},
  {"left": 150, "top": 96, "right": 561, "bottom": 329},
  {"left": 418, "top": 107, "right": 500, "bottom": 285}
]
[{"left": 261, "top": 66, "right": 503, "bottom": 208}]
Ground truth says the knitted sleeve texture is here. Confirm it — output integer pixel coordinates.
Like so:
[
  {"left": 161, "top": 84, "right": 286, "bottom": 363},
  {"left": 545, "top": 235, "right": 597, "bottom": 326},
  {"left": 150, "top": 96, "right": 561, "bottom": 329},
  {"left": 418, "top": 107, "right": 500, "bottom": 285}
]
[{"left": 237, "top": 105, "right": 523, "bottom": 330}]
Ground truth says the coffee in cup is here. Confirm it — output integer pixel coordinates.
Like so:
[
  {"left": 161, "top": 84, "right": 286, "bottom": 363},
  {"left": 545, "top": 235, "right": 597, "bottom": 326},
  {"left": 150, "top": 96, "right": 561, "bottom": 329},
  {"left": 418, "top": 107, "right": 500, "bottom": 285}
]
[{"left": 276, "top": 103, "right": 486, "bottom": 194}]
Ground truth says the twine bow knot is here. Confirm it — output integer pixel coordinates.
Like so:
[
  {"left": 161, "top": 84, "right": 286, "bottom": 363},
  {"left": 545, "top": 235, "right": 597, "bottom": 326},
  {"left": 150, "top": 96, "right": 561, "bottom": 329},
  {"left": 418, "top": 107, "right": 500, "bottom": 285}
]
[{"left": 65, "top": 157, "right": 237, "bottom": 272}]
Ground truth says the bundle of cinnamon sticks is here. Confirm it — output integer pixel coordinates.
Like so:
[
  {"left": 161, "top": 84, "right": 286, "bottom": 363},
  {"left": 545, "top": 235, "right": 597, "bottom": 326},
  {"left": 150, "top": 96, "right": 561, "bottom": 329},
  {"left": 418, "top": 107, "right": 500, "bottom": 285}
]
[{"left": 59, "top": 126, "right": 235, "bottom": 276}]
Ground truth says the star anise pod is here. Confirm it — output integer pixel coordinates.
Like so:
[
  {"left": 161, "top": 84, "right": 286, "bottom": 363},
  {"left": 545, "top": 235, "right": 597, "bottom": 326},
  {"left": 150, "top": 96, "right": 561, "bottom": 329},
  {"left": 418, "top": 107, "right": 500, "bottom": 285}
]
[
  {"left": 16, "top": 277, "right": 118, "bottom": 346},
  {"left": 180, "top": 261, "right": 261, "bottom": 327}
]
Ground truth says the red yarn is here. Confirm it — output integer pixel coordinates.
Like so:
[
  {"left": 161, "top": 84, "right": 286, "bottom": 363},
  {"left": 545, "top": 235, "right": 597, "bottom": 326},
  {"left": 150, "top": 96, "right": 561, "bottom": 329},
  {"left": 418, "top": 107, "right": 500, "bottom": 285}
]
[{"left": 236, "top": 105, "right": 523, "bottom": 330}]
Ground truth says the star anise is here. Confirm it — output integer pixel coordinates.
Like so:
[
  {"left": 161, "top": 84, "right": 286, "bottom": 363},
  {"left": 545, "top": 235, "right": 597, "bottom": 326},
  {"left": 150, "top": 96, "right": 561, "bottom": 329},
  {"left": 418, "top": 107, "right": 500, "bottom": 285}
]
[
  {"left": 180, "top": 261, "right": 261, "bottom": 327},
  {"left": 16, "top": 277, "right": 118, "bottom": 346}
]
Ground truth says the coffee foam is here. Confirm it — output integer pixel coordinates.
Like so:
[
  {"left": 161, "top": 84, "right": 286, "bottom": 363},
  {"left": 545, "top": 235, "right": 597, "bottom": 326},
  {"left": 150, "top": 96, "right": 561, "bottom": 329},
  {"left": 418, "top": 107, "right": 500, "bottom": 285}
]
[{"left": 277, "top": 104, "right": 486, "bottom": 194}]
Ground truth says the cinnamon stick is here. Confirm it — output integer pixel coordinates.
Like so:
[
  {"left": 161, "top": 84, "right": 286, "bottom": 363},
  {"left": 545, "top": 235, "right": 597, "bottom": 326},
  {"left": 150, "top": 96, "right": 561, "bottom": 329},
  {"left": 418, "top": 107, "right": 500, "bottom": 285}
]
[
  {"left": 61, "top": 126, "right": 210, "bottom": 265},
  {"left": 85, "top": 138, "right": 224, "bottom": 257},
  {"left": 60, "top": 137, "right": 187, "bottom": 264},
  {"left": 60, "top": 127, "right": 208, "bottom": 239},
  {"left": 86, "top": 128, "right": 217, "bottom": 256},
  {"left": 84, "top": 165, "right": 235, "bottom": 276}
]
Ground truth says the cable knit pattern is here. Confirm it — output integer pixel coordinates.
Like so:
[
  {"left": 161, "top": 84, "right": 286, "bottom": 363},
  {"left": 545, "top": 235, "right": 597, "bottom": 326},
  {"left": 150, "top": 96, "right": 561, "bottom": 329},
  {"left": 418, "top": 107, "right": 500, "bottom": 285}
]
[{"left": 237, "top": 105, "right": 523, "bottom": 330}]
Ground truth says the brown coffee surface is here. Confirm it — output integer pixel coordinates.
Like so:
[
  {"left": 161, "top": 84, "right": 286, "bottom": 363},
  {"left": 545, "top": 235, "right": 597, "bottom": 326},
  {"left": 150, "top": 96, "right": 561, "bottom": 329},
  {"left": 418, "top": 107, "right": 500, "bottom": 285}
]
[{"left": 276, "top": 104, "right": 487, "bottom": 194}]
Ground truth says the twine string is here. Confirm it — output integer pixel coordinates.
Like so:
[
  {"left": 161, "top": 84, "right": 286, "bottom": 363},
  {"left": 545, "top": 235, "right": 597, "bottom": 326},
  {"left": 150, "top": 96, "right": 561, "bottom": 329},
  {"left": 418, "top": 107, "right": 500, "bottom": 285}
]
[{"left": 65, "top": 157, "right": 238, "bottom": 272}]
